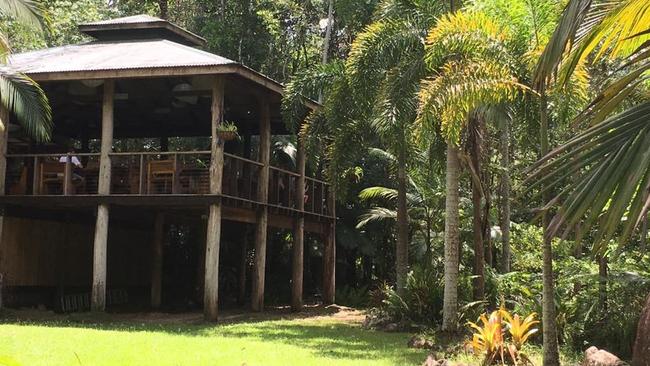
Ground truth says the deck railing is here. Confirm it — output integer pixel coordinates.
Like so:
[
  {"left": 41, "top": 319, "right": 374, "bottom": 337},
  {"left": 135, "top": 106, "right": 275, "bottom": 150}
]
[{"left": 4, "top": 151, "right": 332, "bottom": 216}]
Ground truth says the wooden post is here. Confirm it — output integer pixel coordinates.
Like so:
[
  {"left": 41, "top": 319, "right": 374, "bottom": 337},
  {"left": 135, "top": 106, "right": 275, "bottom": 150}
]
[
  {"left": 251, "top": 95, "right": 271, "bottom": 312},
  {"left": 238, "top": 225, "right": 250, "bottom": 305},
  {"left": 0, "top": 104, "right": 9, "bottom": 196},
  {"left": 91, "top": 80, "right": 114, "bottom": 312},
  {"left": 0, "top": 104, "right": 9, "bottom": 309},
  {"left": 203, "top": 77, "right": 225, "bottom": 321},
  {"left": 291, "top": 135, "right": 306, "bottom": 312},
  {"left": 151, "top": 212, "right": 165, "bottom": 309},
  {"left": 63, "top": 153, "right": 73, "bottom": 195},
  {"left": 139, "top": 154, "right": 146, "bottom": 195},
  {"left": 323, "top": 189, "right": 336, "bottom": 304}
]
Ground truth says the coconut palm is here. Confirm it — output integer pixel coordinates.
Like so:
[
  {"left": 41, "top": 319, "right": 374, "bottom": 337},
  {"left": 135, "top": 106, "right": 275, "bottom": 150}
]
[
  {"left": 0, "top": 0, "right": 52, "bottom": 141},
  {"left": 529, "top": 1, "right": 649, "bottom": 365},
  {"left": 417, "top": 10, "right": 525, "bottom": 331}
]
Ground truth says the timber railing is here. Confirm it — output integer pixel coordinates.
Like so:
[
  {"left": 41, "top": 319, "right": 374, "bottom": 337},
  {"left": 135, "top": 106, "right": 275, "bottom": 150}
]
[{"left": 4, "top": 151, "right": 333, "bottom": 217}]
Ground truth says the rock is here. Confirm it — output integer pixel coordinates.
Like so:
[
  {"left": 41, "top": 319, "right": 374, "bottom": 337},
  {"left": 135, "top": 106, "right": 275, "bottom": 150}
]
[
  {"left": 420, "top": 355, "right": 466, "bottom": 366},
  {"left": 582, "top": 346, "right": 626, "bottom": 366},
  {"left": 421, "top": 354, "right": 444, "bottom": 366},
  {"left": 633, "top": 293, "right": 650, "bottom": 366},
  {"left": 384, "top": 323, "right": 400, "bottom": 332},
  {"left": 408, "top": 335, "right": 434, "bottom": 349}
]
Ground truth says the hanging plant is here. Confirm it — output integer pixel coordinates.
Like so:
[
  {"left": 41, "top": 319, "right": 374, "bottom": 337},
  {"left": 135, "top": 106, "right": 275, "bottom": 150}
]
[{"left": 216, "top": 121, "right": 239, "bottom": 141}]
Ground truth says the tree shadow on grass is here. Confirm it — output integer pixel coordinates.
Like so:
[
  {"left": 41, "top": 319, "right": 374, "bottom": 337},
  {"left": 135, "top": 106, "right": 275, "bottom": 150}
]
[{"left": 0, "top": 310, "right": 427, "bottom": 365}]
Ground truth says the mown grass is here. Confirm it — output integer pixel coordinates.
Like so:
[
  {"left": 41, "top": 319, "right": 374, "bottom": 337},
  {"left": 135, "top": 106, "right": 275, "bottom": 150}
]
[{"left": 0, "top": 314, "right": 428, "bottom": 366}]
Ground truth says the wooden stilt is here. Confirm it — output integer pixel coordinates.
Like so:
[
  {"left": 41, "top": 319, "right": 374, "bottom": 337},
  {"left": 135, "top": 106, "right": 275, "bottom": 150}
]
[
  {"left": 0, "top": 104, "right": 9, "bottom": 310},
  {"left": 238, "top": 225, "right": 250, "bottom": 305},
  {"left": 251, "top": 96, "right": 271, "bottom": 312},
  {"left": 291, "top": 136, "right": 306, "bottom": 312},
  {"left": 92, "top": 80, "right": 114, "bottom": 312},
  {"left": 322, "top": 190, "right": 336, "bottom": 305},
  {"left": 151, "top": 212, "right": 165, "bottom": 309},
  {"left": 203, "top": 77, "right": 225, "bottom": 321}
]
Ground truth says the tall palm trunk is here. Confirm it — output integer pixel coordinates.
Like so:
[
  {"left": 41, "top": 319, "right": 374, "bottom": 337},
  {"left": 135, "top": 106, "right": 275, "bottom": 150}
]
[
  {"left": 598, "top": 255, "right": 608, "bottom": 313},
  {"left": 500, "top": 116, "right": 511, "bottom": 273},
  {"left": 321, "top": 0, "right": 334, "bottom": 65},
  {"left": 396, "top": 150, "right": 409, "bottom": 295},
  {"left": 540, "top": 91, "right": 560, "bottom": 366},
  {"left": 469, "top": 118, "right": 484, "bottom": 300},
  {"left": 442, "top": 143, "right": 460, "bottom": 331},
  {"left": 642, "top": 209, "right": 648, "bottom": 253}
]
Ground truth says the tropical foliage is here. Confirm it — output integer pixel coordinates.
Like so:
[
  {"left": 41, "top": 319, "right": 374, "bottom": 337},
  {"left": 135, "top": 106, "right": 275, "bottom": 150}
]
[
  {"left": 466, "top": 306, "right": 539, "bottom": 366},
  {"left": 0, "top": 0, "right": 51, "bottom": 141}
]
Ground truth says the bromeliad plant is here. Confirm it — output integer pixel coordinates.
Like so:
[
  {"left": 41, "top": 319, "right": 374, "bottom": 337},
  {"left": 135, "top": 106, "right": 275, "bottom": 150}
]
[{"left": 467, "top": 305, "right": 539, "bottom": 365}]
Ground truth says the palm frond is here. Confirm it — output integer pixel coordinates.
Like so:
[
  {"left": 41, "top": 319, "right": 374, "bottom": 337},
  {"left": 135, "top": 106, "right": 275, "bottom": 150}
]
[
  {"left": 356, "top": 207, "right": 397, "bottom": 229},
  {"left": 281, "top": 61, "right": 345, "bottom": 132},
  {"left": 418, "top": 59, "right": 527, "bottom": 144},
  {"left": 527, "top": 102, "right": 650, "bottom": 255},
  {"left": 0, "top": 0, "right": 49, "bottom": 31},
  {"left": 0, "top": 66, "right": 52, "bottom": 142}
]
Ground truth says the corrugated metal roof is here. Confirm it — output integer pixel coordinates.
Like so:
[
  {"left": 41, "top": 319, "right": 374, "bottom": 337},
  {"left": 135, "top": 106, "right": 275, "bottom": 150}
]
[
  {"left": 9, "top": 39, "right": 235, "bottom": 74},
  {"left": 78, "top": 14, "right": 206, "bottom": 47},
  {"left": 82, "top": 14, "right": 161, "bottom": 26}
]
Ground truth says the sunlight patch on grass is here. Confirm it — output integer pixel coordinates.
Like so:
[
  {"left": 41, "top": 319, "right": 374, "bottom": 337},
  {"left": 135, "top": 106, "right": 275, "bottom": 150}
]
[{"left": 0, "top": 318, "right": 427, "bottom": 366}]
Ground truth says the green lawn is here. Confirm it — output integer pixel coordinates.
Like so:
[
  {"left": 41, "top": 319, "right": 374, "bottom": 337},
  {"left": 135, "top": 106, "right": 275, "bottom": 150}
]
[{"left": 0, "top": 313, "right": 428, "bottom": 366}]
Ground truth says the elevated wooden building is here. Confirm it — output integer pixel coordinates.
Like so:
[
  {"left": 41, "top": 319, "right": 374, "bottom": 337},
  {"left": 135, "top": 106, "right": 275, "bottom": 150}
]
[{"left": 0, "top": 15, "right": 335, "bottom": 320}]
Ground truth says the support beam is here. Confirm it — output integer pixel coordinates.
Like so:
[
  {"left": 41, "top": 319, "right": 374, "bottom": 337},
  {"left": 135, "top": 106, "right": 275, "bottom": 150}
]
[
  {"left": 0, "top": 104, "right": 9, "bottom": 310},
  {"left": 251, "top": 95, "right": 271, "bottom": 312},
  {"left": 203, "top": 77, "right": 225, "bottom": 321},
  {"left": 291, "top": 135, "right": 306, "bottom": 312},
  {"left": 323, "top": 189, "right": 336, "bottom": 305},
  {"left": 151, "top": 212, "right": 165, "bottom": 309},
  {"left": 0, "top": 104, "right": 9, "bottom": 196},
  {"left": 91, "top": 80, "right": 114, "bottom": 312}
]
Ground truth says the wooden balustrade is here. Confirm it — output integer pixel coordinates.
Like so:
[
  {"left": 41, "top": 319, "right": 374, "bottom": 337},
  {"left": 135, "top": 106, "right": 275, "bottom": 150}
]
[{"left": 3, "top": 151, "right": 332, "bottom": 217}]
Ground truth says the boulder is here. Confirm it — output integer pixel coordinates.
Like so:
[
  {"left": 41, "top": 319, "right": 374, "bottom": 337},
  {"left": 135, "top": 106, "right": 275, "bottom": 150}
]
[
  {"left": 421, "top": 355, "right": 447, "bottom": 366},
  {"left": 408, "top": 335, "right": 434, "bottom": 349},
  {"left": 633, "top": 293, "right": 650, "bottom": 366},
  {"left": 582, "top": 346, "right": 626, "bottom": 366}
]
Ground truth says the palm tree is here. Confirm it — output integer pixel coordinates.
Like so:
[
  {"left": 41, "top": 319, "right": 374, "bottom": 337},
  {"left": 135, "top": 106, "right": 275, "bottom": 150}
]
[
  {"left": 529, "top": 1, "right": 649, "bottom": 365},
  {"left": 356, "top": 148, "right": 444, "bottom": 261},
  {"left": 340, "top": 0, "right": 447, "bottom": 296},
  {"left": 417, "top": 10, "right": 525, "bottom": 331},
  {"left": 0, "top": 0, "right": 52, "bottom": 142}
]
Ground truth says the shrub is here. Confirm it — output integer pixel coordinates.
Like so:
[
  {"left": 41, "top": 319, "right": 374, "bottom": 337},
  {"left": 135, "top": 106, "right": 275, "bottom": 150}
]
[{"left": 466, "top": 305, "right": 539, "bottom": 366}]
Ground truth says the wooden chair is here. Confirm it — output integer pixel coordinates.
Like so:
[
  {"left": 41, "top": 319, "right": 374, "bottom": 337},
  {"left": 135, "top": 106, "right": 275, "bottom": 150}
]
[
  {"left": 40, "top": 162, "right": 65, "bottom": 194},
  {"left": 8, "top": 167, "right": 28, "bottom": 195},
  {"left": 147, "top": 159, "right": 175, "bottom": 194}
]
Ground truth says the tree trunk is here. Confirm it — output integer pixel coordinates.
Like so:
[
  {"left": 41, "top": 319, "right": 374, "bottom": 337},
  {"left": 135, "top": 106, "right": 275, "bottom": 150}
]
[
  {"left": 321, "top": 0, "right": 334, "bottom": 65},
  {"left": 598, "top": 255, "right": 608, "bottom": 313},
  {"left": 158, "top": 0, "right": 169, "bottom": 19},
  {"left": 632, "top": 292, "right": 650, "bottom": 366},
  {"left": 442, "top": 143, "right": 460, "bottom": 331},
  {"left": 540, "top": 91, "right": 561, "bottom": 366},
  {"left": 642, "top": 210, "right": 648, "bottom": 254},
  {"left": 395, "top": 151, "right": 409, "bottom": 296},
  {"left": 469, "top": 119, "right": 484, "bottom": 300},
  {"left": 500, "top": 116, "right": 511, "bottom": 273}
]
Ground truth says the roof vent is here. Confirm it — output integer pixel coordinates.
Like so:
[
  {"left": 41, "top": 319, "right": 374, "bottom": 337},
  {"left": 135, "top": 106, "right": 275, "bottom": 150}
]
[{"left": 78, "top": 15, "right": 206, "bottom": 47}]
